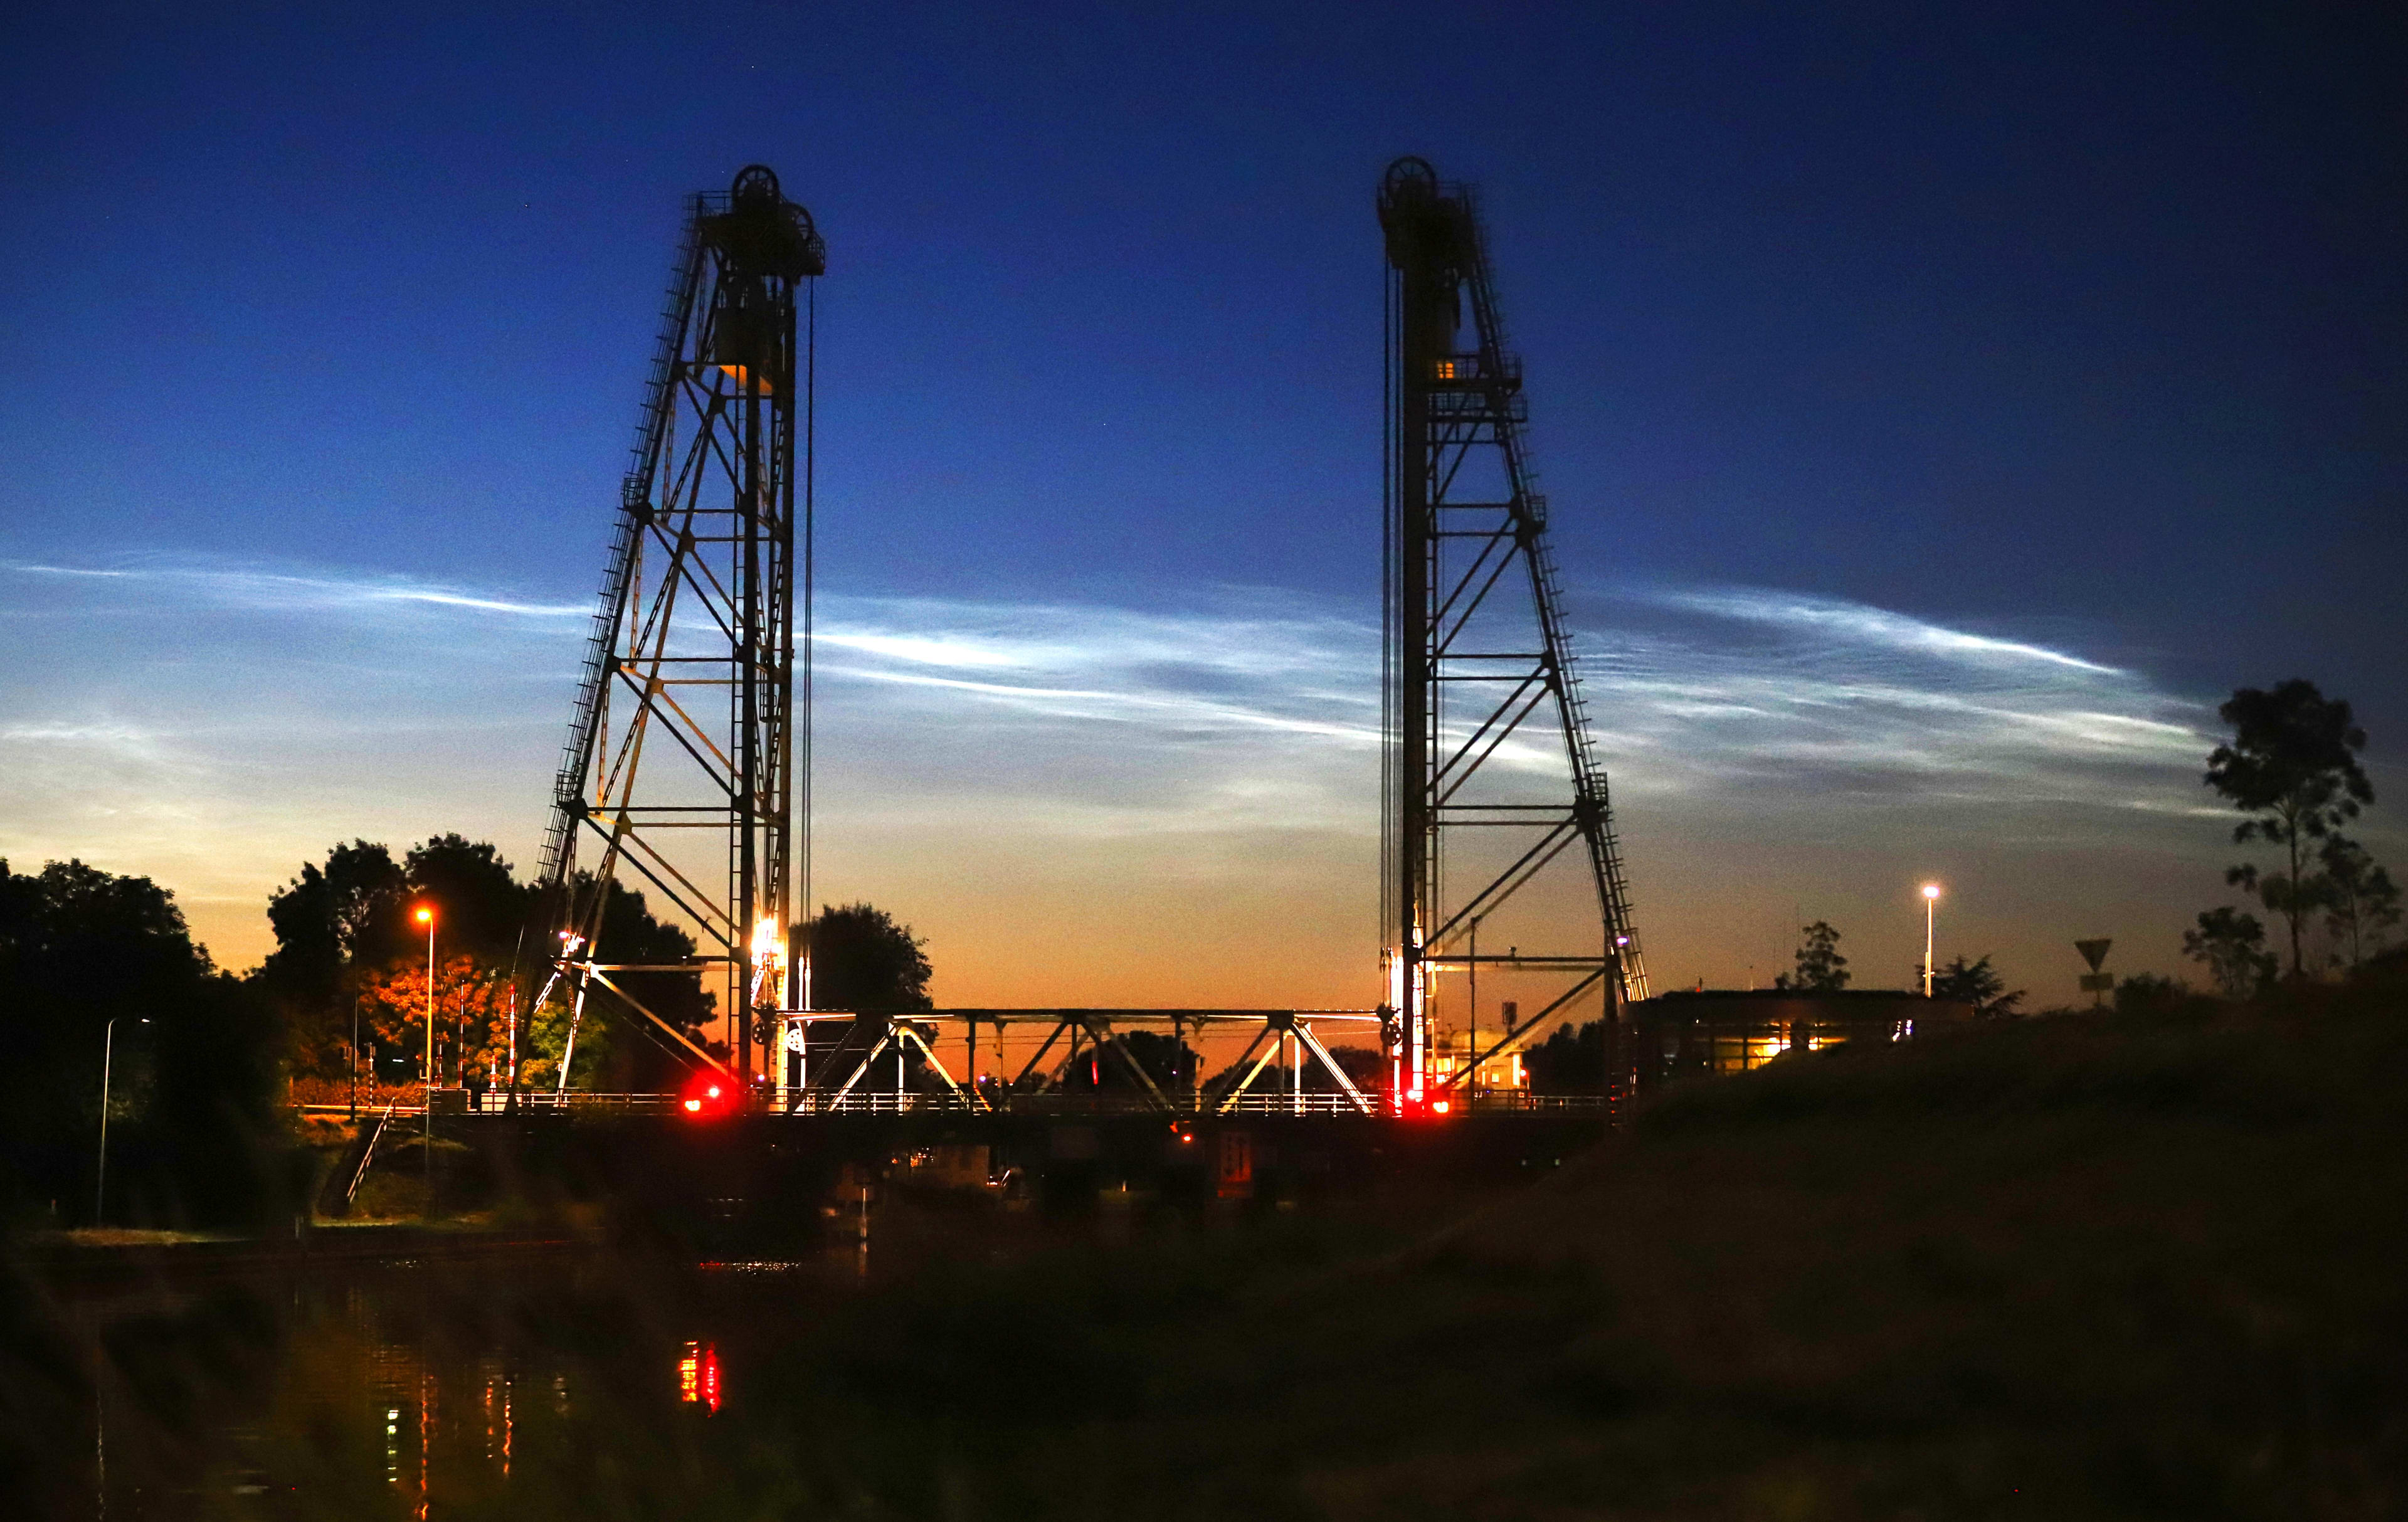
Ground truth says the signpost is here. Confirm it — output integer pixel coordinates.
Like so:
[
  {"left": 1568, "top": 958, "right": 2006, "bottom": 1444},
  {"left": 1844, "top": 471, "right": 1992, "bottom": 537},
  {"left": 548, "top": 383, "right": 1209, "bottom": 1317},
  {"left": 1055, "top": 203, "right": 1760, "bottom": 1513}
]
[{"left": 2075, "top": 938, "right": 2115, "bottom": 1008}]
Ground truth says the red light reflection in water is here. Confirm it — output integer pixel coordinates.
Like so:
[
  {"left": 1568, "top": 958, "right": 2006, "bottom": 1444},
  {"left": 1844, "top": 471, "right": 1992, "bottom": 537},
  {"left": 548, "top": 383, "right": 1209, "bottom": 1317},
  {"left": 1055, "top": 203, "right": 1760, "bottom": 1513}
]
[{"left": 678, "top": 1341, "right": 722, "bottom": 1414}]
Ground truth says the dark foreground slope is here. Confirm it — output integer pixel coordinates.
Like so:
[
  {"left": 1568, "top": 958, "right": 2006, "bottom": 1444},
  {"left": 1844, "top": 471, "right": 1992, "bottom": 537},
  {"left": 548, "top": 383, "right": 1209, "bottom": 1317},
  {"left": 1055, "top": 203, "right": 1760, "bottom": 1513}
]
[
  {"left": 11, "top": 991, "right": 2404, "bottom": 1519},
  {"left": 788, "top": 996, "right": 2408, "bottom": 1519}
]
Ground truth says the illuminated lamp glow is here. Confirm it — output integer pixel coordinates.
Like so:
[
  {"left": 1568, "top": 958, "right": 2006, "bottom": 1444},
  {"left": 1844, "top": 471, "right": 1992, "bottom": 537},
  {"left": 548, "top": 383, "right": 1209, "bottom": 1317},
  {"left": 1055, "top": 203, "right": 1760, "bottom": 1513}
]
[
  {"left": 706, "top": 1084, "right": 722, "bottom": 1099},
  {"left": 414, "top": 906, "right": 433, "bottom": 924},
  {"left": 1921, "top": 883, "right": 1941, "bottom": 900},
  {"left": 1432, "top": 1099, "right": 1452, "bottom": 1115},
  {"left": 683, "top": 1098, "right": 702, "bottom": 1113}
]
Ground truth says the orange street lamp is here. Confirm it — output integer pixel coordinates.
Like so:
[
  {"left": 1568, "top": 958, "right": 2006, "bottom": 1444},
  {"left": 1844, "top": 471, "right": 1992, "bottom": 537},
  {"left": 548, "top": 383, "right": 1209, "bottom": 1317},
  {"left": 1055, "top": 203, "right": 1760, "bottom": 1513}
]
[
  {"left": 414, "top": 903, "right": 437, "bottom": 1213},
  {"left": 414, "top": 906, "right": 436, "bottom": 1087},
  {"left": 1920, "top": 884, "right": 1941, "bottom": 998}
]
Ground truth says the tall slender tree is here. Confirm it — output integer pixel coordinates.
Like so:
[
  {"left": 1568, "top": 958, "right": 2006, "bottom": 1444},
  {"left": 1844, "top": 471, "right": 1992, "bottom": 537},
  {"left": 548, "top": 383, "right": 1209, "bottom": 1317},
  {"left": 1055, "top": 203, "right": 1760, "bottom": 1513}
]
[
  {"left": 1774, "top": 921, "right": 1850, "bottom": 991},
  {"left": 2318, "top": 837, "right": 2402, "bottom": 970},
  {"left": 2205, "top": 680, "right": 2373, "bottom": 978},
  {"left": 2182, "top": 906, "right": 2276, "bottom": 998}
]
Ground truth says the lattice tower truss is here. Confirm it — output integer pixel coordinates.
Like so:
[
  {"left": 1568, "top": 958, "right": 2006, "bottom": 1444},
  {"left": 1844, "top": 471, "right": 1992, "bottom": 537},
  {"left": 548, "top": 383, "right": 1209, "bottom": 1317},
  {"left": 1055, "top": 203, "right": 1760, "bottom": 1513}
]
[
  {"left": 1378, "top": 157, "right": 1648, "bottom": 1109},
  {"left": 532, "top": 165, "right": 825, "bottom": 1087}
]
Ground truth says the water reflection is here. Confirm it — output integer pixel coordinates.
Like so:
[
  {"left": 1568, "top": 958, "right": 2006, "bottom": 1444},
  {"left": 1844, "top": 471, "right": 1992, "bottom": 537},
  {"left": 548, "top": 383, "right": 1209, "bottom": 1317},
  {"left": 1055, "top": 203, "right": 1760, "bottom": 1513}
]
[
  {"left": 60, "top": 1247, "right": 865, "bottom": 1518},
  {"left": 676, "top": 1341, "right": 719, "bottom": 1414}
]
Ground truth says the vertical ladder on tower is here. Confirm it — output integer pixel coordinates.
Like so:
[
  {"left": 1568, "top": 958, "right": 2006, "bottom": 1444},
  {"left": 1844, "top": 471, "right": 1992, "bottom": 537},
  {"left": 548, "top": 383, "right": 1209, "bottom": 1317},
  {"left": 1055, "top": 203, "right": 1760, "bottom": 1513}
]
[{"left": 1378, "top": 157, "right": 1648, "bottom": 1113}]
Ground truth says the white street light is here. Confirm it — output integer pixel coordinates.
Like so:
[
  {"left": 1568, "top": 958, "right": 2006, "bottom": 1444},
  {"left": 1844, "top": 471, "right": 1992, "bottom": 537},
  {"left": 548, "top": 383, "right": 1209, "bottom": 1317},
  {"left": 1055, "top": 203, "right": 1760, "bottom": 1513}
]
[
  {"left": 1921, "top": 884, "right": 1941, "bottom": 998},
  {"left": 96, "top": 1015, "right": 147, "bottom": 1225}
]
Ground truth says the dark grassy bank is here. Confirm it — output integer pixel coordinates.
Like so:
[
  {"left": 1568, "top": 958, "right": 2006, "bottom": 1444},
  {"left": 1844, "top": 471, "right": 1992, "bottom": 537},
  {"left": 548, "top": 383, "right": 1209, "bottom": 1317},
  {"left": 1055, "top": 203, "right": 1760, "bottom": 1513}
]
[
  {"left": 14, "top": 987, "right": 2406, "bottom": 1519},
  {"left": 732, "top": 991, "right": 2404, "bottom": 1519}
]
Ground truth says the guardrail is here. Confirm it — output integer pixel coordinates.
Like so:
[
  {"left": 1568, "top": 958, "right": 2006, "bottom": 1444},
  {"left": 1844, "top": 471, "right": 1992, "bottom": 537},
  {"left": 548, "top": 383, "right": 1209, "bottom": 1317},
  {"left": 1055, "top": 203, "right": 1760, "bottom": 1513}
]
[
  {"left": 296, "top": 1089, "right": 1619, "bottom": 1119},
  {"left": 1219, "top": 1093, "right": 1376, "bottom": 1116}
]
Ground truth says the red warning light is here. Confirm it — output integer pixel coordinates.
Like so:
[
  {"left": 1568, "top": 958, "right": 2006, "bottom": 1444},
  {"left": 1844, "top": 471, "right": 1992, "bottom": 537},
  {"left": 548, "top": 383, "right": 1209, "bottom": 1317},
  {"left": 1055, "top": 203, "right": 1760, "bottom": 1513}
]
[
  {"left": 680, "top": 1074, "right": 736, "bottom": 1118},
  {"left": 1432, "top": 1099, "right": 1452, "bottom": 1115}
]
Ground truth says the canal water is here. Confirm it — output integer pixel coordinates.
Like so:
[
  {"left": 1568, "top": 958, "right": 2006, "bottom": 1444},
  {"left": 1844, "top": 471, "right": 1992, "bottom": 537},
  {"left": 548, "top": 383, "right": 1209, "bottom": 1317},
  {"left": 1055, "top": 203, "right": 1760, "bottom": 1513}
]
[{"left": 34, "top": 1199, "right": 1146, "bottom": 1519}]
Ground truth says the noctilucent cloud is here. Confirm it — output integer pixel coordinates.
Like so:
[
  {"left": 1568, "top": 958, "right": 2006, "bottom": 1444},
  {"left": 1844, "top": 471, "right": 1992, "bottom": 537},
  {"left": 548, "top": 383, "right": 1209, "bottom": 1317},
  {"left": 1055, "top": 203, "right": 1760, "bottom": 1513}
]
[{"left": 3, "top": 4, "right": 2400, "bottom": 1013}]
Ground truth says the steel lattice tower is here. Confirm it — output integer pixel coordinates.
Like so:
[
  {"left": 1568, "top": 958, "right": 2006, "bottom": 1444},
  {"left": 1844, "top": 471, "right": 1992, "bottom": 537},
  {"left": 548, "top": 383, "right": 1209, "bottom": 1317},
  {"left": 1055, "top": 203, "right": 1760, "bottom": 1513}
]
[
  {"left": 532, "top": 165, "right": 825, "bottom": 1088},
  {"left": 1378, "top": 157, "right": 1647, "bottom": 1109}
]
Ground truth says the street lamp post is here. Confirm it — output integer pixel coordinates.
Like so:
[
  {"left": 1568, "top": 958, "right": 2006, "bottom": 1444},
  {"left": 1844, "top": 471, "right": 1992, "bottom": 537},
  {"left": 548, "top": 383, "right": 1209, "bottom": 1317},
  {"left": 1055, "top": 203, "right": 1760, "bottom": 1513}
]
[
  {"left": 1921, "top": 884, "right": 1941, "bottom": 998},
  {"left": 416, "top": 906, "right": 436, "bottom": 1091},
  {"left": 1467, "top": 917, "right": 1479, "bottom": 1112},
  {"left": 415, "top": 904, "right": 435, "bottom": 1215},
  {"left": 95, "top": 1015, "right": 146, "bottom": 1225},
  {"left": 1610, "top": 934, "right": 1630, "bottom": 1106}
]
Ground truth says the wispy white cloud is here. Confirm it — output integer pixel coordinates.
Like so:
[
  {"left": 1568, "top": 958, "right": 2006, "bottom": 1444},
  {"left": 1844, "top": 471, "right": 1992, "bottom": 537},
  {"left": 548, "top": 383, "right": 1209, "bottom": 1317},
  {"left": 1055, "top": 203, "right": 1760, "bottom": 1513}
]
[
  {"left": 1640, "top": 586, "right": 2124, "bottom": 675},
  {"left": 0, "top": 551, "right": 2229, "bottom": 972},
  {"left": 5, "top": 556, "right": 587, "bottom": 621}
]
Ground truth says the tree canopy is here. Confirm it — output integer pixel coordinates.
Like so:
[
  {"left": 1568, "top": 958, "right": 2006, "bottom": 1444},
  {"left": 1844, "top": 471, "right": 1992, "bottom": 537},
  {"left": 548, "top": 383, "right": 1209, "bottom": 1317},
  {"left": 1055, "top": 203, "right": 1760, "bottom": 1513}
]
[
  {"left": 2206, "top": 680, "right": 2374, "bottom": 977},
  {"left": 2182, "top": 907, "right": 2276, "bottom": 998},
  {"left": 1775, "top": 921, "right": 1850, "bottom": 992},
  {"left": 1527, "top": 1018, "right": 1608, "bottom": 1094},
  {"left": 1930, "top": 954, "right": 2025, "bottom": 1018},
  {"left": 0, "top": 858, "right": 280, "bottom": 1227},
  {"left": 404, "top": 833, "right": 534, "bottom": 964},
  {"left": 2317, "top": 837, "right": 2402, "bottom": 971},
  {"left": 259, "top": 836, "right": 714, "bottom": 1090},
  {"left": 797, "top": 903, "right": 934, "bottom": 1012}
]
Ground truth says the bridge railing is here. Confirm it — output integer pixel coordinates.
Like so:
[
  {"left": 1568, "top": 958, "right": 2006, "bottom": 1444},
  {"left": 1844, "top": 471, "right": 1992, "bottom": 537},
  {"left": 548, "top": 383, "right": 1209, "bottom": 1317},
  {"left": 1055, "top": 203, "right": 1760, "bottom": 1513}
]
[
  {"left": 347, "top": 1088, "right": 1620, "bottom": 1118},
  {"left": 1219, "top": 1093, "right": 1376, "bottom": 1117}
]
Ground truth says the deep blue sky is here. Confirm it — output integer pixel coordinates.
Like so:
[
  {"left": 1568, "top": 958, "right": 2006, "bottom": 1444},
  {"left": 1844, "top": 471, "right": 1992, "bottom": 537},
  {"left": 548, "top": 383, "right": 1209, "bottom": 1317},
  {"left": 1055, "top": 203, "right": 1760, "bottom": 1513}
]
[{"left": 4, "top": 3, "right": 2402, "bottom": 1005}]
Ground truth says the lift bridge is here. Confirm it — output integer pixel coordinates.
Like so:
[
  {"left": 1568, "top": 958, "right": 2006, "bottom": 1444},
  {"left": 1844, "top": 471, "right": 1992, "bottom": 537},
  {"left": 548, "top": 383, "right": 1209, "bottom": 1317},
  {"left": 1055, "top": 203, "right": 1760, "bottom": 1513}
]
[{"left": 525, "top": 160, "right": 1647, "bottom": 1123}]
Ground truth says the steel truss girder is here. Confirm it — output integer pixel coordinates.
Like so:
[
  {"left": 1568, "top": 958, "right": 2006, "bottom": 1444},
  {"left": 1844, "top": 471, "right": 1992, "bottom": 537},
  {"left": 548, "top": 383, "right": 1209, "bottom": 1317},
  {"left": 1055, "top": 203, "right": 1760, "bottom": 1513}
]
[
  {"left": 533, "top": 166, "right": 825, "bottom": 1089},
  {"left": 1378, "top": 157, "right": 1648, "bottom": 1111},
  {"left": 784, "top": 1009, "right": 1381, "bottom": 1116}
]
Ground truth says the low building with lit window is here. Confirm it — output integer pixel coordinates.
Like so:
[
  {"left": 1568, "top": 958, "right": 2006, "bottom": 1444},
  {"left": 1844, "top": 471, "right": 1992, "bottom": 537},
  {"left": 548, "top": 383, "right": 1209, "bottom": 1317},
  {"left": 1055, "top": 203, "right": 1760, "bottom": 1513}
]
[
  {"left": 1427, "top": 1027, "right": 1529, "bottom": 1099},
  {"left": 1628, "top": 989, "right": 1978, "bottom": 1091}
]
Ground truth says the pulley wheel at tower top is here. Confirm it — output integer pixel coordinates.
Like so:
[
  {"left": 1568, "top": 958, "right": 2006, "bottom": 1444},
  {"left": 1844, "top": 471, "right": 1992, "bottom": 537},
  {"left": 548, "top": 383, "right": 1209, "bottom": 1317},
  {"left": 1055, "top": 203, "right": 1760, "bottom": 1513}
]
[
  {"left": 1381, "top": 156, "right": 1438, "bottom": 201},
  {"left": 704, "top": 165, "right": 827, "bottom": 282},
  {"left": 731, "top": 164, "right": 783, "bottom": 203}
]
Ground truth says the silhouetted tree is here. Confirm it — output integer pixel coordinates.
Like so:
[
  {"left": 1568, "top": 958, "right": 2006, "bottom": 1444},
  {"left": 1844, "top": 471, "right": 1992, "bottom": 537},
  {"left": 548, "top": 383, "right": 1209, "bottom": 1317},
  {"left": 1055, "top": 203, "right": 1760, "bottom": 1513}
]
[
  {"left": 1775, "top": 921, "right": 1850, "bottom": 991},
  {"left": 2316, "top": 837, "right": 2401, "bottom": 970},
  {"left": 263, "top": 835, "right": 542, "bottom": 1077},
  {"left": 1323, "top": 1044, "right": 1387, "bottom": 1090},
  {"left": 261, "top": 839, "right": 409, "bottom": 999},
  {"left": 1057, "top": 1030, "right": 1197, "bottom": 1093},
  {"left": 2206, "top": 680, "right": 2373, "bottom": 978},
  {"left": 2113, "top": 972, "right": 2197, "bottom": 1015},
  {"left": 0, "top": 859, "right": 282, "bottom": 1226},
  {"left": 796, "top": 903, "right": 934, "bottom": 1012},
  {"left": 2182, "top": 907, "right": 2277, "bottom": 998},
  {"left": 1201, "top": 1037, "right": 1382, "bottom": 1099},
  {"left": 1527, "top": 1018, "right": 1608, "bottom": 1094},
  {"left": 1930, "top": 954, "right": 2025, "bottom": 1018},
  {"left": 404, "top": 834, "right": 536, "bottom": 964}
]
